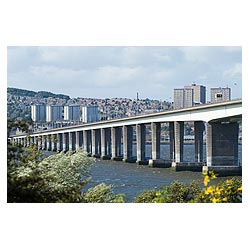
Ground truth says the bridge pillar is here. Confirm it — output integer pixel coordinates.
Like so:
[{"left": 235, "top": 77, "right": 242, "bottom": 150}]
[
  {"left": 205, "top": 121, "right": 239, "bottom": 167},
  {"left": 194, "top": 121, "right": 204, "bottom": 162},
  {"left": 101, "top": 128, "right": 111, "bottom": 159},
  {"left": 69, "top": 132, "right": 73, "bottom": 151},
  {"left": 136, "top": 124, "right": 146, "bottom": 164},
  {"left": 92, "top": 129, "right": 101, "bottom": 157},
  {"left": 151, "top": 122, "right": 161, "bottom": 160},
  {"left": 75, "top": 131, "right": 80, "bottom": 151},
  {"left": 56, "top": 134, "right": 61, "bottom": 151},
  {"left": 169, "top": 122, "right": 175, "bottom": 161},
  {"left": 123, "top": 125, "right": 133, "bottom": 162},
  {"left": 111, "top": 127, "right": 122, "bottom": 160},
  {"left": 51, "top": 135, "right": 55, "bottom": 151},
  {"left": 174, "top": 121, "right": 184, "bottom": 163},
  {"left": 83, "top": 130, "right": 92, "bottom": 154},
  {"left": 62, "top": 133, "right": 68, "bottom": 152},
  {"left": 47, "top": 135, "right": 51, "bottom": 151},
  {"left": 42, "top": 135, "right": 46, "bottom": 150}
]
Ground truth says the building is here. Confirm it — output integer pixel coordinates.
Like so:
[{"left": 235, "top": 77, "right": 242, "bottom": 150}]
[
  {"left": 184, "top": 84, "right": 206, "bottom": 105},
  {"left": 31, "top": 104, "right": 46, "bottom": 122},
  {"left": 82, "top": 106, "right": 99, "bottom": 123},
  {"left": 174, "top": 84, "right": 206, "bottom": 109},
  {"left": 210, "top": 87, "right": 231, "bottom": 103},
  {"left": 173, "top": 89, "right": 185, "bottom": 109},
  {"left": 46, "top": 105, "right": 63, "bottom": 122},
  {"left": 64, "top": 105, "right": 81, "bottom": 121}
]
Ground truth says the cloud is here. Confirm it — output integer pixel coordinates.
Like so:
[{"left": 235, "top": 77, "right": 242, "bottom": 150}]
[{"left": 7, "top": 46, "right": 242, "bottom": 99}]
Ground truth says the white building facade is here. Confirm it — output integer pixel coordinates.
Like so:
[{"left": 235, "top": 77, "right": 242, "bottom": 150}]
[
  {"left": 82, "top": 106, "right": 99, "bottom": 123},
  {"left": 31, "top": 104, "right": 46, "bottom": 122}
]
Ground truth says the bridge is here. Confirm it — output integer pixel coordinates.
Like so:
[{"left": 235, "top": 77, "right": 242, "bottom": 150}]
[{"left": 10, "top": 99, "right": 242, "bottom": 173}]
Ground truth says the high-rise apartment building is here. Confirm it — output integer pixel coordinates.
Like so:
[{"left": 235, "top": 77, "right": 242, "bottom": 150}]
[
  {"left": 184, "top": 84, "right": 206, "bottom": 105},
  {"left": 31, "top": 104, "right": 46, "bottom": 122},
  {"left": 82, "top": 106, "right": 99, "bottom": 123},
  {"left": 210, "top": 87, "right": 231, "bottom": 103},
  {"left": 64, "top": 105, "right": 81, "bottom": 121},
  {"left": 174, "top": 84, "right": 206, "bottom": 109},
  {"left": 46, "top": 105, "right": 63, "bottom": 122}
]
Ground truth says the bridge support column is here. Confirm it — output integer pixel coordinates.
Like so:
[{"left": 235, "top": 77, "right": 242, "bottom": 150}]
[
  {"left": 92, "top": 129, "right": 101, "bottom": 157},
  {"left": 47, "top": 135, "right": 52, "bottom": 151},
  {"left": 174, "top": 121, "right": 184, "bottom": 163},
  {"left": 111, "top": 127, "right": 122, "bottom": 160},
  {"left": 75, "top": 131, "right": 80, "bottom": 151},
  {"left": 83, "top": 130, "right": 91, "bottom": 154},
  {"left": 42, "top": 136, "right": 46, "bottom": 150},
  {"left": 151, "top": 122, "right": 161, "bottom": 160},
  {"left": 101, "top": 128, "right": 111, "bottom": 159},
  {"left": 194, "top": 121, "right": 204, "bottom": 162},
  {"left": 136, "top": 124, "right": 146, "bottom": 164},
  {"left": 56, "top": 134, "right": 61, "bottom": 151},
  {"left": 123, "top": 125, "right": 133, "bottom": 162},
  {"left": 62, "top": 133, "right": 67, "bottom": 152},
  {"left": 169, "top": 122, "right": 175, "bottom": 161},
  {"left": 51, "top": 135, "right": 55, "bottom": 151},
  {"left": 205, "top": 122, "right": 239, "bottom": 168},
  {"left": 69, "top": 132, "right": 73, "bottom": 151}
]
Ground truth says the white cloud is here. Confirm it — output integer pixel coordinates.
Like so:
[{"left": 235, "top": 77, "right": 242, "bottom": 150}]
[{"left": 7, "top": 46, "right": 242, "bottom": 99}]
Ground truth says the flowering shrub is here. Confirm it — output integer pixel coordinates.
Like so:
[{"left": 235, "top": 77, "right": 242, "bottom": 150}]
[
  {"left": 84, "top": 183, "right": 125, "bottom": 203},
  {"left": 8, "top": 147, "right": 95, "bottom": 203},
  {"left": 197, "top": 171, "right": 242, "bottom": 203}
]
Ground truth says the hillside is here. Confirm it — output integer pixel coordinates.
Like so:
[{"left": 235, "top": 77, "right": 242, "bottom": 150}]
[
  {"left": 7, "top": 87, "right": 70, "bottom": 100},
  {"left": 7, "top": 87, "right": 172, "bottom": 121}
]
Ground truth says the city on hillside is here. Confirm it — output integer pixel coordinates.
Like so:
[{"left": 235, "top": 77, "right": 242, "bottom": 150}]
[{"left": 7, "top": 83, "right": 241, "bottom": 140}]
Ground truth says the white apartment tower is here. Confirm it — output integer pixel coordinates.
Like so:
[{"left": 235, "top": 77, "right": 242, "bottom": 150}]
[
  {"left": 31, "top": 104, "right": 46, "bottom": 122},
  {"left": 46, "top": 105, "right": 63, "bottom": 122},
  {"left": 210, "top": 87, "right": 231, "bottom": 103},
  {"left": 64, "top": 105, "right": 81, "bottom": 121},
  {"left": 174, "top": 84, "right": 206, "bottom": 109},
  {"left": 82, "top": 106, "right": 99, "bottom": 123}
]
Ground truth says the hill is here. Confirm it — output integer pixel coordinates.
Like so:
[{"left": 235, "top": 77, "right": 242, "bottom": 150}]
[{"left": 7, "top": 87, "right": 70, "bottom": 100}]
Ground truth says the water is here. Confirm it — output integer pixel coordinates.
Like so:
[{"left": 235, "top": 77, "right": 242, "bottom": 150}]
[{"left": 83, "top": 144, "right": 242, "bottom": 202}]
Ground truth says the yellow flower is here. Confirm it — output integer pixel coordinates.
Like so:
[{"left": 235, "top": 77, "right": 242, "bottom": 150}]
[
  {"left": 204, "top": 175, "right": 210, "bottom": 186},
  {"left": 222, "top": 197, "right": 228, "bottom": 202},
  {"left": 238, "top": 186, "right": 242, "bottom": 191},
  {"left": 205, "top": 186, "right": 213, "bottom": 194},
  {"left": 211, "top": 197, "right": 220, "bottom": 203}
]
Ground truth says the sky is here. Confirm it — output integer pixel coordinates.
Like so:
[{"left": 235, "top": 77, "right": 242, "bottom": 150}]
[{"left": 7, "top": 46, "right": 242, "bottom": 101}]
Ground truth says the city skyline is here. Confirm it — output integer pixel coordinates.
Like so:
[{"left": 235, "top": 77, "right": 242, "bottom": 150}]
[{"left": 7, "top": 46, "right": 242, "bottom": 101}]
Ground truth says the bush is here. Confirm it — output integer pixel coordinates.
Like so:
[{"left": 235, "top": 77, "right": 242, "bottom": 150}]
[
  {"left": 8, "top": 148, "right": 95, "bottom": 203},
  {"left": 84, "top": 183, "right": 125, "bottom": 203},
  {"left": 134, "top": 181, "right": 201, "bottom": 203},
  {"left": 134, "top": 190, "right": 158, "bottom": 203},
  {"left": 197, "top": 177, "right": 242, "bottom": 203}
]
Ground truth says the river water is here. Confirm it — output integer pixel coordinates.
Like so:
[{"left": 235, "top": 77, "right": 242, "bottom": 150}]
[{"left": 83, "top": 144, "right": 242, "bottom": 202}]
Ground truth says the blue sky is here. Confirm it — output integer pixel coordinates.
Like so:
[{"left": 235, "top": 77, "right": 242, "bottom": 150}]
[{"left": 7, "top": 46, "right": 242, "bottom": 100}]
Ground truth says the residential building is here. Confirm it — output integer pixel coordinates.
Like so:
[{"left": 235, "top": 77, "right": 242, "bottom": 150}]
[
  {"left": 46, "top": 105, "right": 63, "bottom": 122},
  {"left": 82, "top": 106, "right": 99, "bottom": 123},
  {"left": 173, "top": 84, "right": 206, "bottom": 109},
  {"left": 184, "top": 84, "right": 206, "bottom": 105},
  {"left": 64, "top": 105, "right": 81, "bottom": 121},
  {"left": 31, "top": 104, "right": 46, "bottom": 122},
  {"left": 210, "top": 87, "right": 231, "bottom": 103}
]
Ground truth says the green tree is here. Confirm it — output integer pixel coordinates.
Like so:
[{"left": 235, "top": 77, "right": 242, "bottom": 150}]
[{"left": 8, "top": 150, "right": 95, "bottom": 203}]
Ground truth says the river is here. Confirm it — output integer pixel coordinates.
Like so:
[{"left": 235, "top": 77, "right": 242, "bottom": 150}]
[{"left": 83, "top": 144, "right": 242, "bottom": 202}]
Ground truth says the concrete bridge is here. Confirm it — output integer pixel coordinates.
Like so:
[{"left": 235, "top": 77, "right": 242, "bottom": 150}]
[{"left": 10, "top": 99, "right": 242, "bottom": 173}]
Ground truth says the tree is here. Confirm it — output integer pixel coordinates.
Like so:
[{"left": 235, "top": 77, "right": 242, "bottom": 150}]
[{"left": 8, "top": 149, "right": 95, "bottom": 202}]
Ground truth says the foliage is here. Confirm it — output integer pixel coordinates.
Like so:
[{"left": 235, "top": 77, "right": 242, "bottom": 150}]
[
  {"left": 197, "top": 172, "right": 242, "bottom": 203},
  {"left": 134, "top": 181, "right": 201, "bottom": 203},
  {"left": 8, "top": 149, "right": 95, "bottom": 203},
  {"left": 84, "top": 183, "right": 125, "bottom": 203},
  {"left": 134, "top": 190, "right": 158, "bottom": 203}
]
